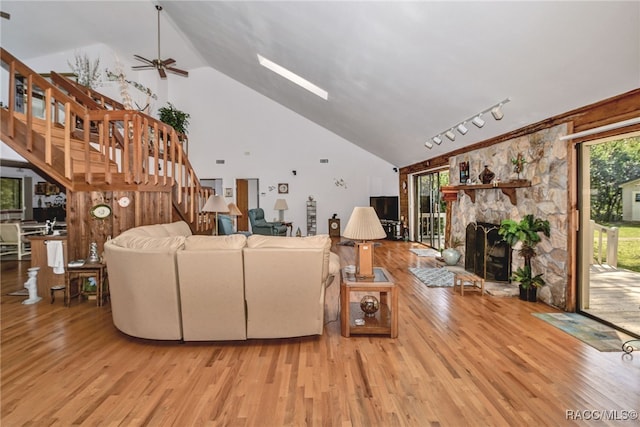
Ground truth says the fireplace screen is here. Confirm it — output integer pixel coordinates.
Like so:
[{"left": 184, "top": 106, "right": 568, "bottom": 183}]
[{"left": 465, "top": 222, "right": 511, "bottom": 281}]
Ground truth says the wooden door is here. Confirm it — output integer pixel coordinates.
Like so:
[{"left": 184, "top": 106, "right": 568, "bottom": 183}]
[{"left": 236, "top": 179, "right": 249, "bottom": 231}]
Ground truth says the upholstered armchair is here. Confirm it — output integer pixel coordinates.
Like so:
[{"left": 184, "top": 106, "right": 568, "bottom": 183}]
[
  {"left": 248, "top": 208, "right": 287, "bottom": 236},
  {"left": 217, "top": 215, "right": 251, "bottom": 236}
]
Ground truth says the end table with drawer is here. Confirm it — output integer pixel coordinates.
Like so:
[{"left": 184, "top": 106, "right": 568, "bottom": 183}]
[{"left": 340, "top": 266, "right": 398, "bottom": 338}]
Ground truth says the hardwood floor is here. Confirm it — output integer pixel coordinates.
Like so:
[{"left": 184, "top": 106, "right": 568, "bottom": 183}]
[{"left": 2, "top": 239, "right": 639, "bottom": 426}]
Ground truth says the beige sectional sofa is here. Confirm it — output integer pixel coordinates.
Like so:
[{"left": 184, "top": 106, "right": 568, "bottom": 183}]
[{"left": 103, "top": 221, "right": 340, "bottom": 341}]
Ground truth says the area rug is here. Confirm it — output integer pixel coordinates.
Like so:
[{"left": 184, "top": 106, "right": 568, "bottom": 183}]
[
  {"left": 532, "top": 313, "right": 635, "bottom": 352},
  {"left": 409, "top": 248, "right": 440, "bottom": 257},
  {"left": 409, "top": 267, "right": 454, "bottom": 287}
]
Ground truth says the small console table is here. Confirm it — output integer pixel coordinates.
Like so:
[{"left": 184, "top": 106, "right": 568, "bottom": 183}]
[
  {"left": 340, "top": 267, "right": 398, "bottom": 338},
  {"left": 67, "top": 262, "right": 109, "bottom": 307}
]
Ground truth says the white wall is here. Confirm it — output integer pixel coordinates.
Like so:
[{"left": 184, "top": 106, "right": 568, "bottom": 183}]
[{"left": 168, "top": 66, "right": 398, "bottom": 234}]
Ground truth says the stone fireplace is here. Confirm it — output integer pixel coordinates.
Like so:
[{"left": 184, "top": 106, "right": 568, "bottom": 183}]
[
  {"left": 465, "top": 222, "right": 511, "bottom": 282},
  {"left": 447, "top": 124, "right": 570, "bottom": 308}
]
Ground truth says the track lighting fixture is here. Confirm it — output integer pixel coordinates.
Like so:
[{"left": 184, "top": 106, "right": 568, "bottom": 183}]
[
  {"left": 472, "top": 115, "right": 485, "bottom": 128},
  {"left": 423, "top": 98, "right": 510, "bottom": 149},
  {"left": 491, "top": 104, "right": 504, "bottom": 120}
]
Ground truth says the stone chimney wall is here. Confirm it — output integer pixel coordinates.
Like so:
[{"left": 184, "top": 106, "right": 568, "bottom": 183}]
[{"left": 449, "top": 123, "right": 569, "bottom": 308}]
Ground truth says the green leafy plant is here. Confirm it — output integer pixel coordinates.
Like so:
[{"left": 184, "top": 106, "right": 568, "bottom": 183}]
[
  {"left": 158, "top": 102, "right": 190, "bottom": 135},
  {"left": 499, "top": 214, "right": 550, "bottom": 289},
  {"left": 511, "top": 265, "right": 545, "bottom": 289}
]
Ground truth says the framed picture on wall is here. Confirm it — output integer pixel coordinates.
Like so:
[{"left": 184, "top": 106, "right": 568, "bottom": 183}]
[
  {"left": 224, "top": 188, "right": 233, "bottom": 197},
  {"left": 459, "top": 162, "right": 470, "bottom": 184}
]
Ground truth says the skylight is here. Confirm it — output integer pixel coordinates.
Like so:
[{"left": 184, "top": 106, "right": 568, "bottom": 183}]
[{"left": 257, "top": 54, "right": 328, "bottom": 100}]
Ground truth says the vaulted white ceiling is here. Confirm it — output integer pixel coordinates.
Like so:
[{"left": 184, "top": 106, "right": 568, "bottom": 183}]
[{"left": 2, "top": 1, "right": 639, "bottom": 167}]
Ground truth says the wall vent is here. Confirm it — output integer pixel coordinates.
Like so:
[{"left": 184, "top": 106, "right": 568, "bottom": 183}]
[
  {"left": 320, "top": 159, "right": 329, "bottom": 163},
  {"left": 216, "top": 160, "right": 225, "bottom": 164}
]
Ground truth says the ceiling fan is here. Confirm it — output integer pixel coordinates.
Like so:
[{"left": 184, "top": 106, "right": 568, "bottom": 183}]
[{"left": 133, "top": 5, "right": 188, "bottom": 79}]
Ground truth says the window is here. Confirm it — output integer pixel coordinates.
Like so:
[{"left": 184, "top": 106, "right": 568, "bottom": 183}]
[{"left": 0, "top": 177, "right": 22, "bottom": 210}]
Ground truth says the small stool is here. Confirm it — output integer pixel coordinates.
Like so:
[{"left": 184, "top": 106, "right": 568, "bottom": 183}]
[
  {"left": 50, "top": 285, "right": 67, "bottom": 304},
  {"left": 453, "top": 273, "right": 485, "bottom": 296}
]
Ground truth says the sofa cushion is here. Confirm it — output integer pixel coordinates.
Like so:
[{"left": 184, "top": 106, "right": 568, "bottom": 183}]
[
  {"left": 184, "top": 234, "right": 247, "bottom": 250},
  {"left": 247, "top": 234, "right": 330, "bottom": 249},
  {"left": 120, "top": 221, "right": 192, "bottom": 238},
  {"left": 111, "top": 235, "right": 186, "bottom": 251}
]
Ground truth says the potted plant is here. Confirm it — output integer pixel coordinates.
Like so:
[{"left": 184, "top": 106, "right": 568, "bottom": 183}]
[
  {"left": 498, "top": 214, "right": 550, "bottom": 301},
  {"left": 442, "top": 236, "right": 463, "bottom": 266},
  {"left": 158, "top": 102, "right": 190, "bottom": 135}
]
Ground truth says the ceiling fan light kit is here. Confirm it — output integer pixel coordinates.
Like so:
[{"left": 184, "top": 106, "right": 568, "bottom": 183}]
[
  {"left": 133, "top": 5, "right": 188, "bottom": 79},
  {"left": 425, "top": 98, "right": 511, "bottom": 149}
]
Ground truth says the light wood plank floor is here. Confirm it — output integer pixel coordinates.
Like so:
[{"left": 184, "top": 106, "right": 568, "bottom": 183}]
[{"left": 2, "top": 239, "right": 639, "bottom": 426}]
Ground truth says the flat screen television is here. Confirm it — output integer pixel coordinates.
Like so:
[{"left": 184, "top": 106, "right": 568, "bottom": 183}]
[{"left": 370, "top": 196, "right": 399, "bottom": 221}]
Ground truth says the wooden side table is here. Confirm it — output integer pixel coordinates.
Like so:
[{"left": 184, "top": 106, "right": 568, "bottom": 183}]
[
  {"left": 452, "top": 272, "right": 485, "bottom": 296},
  {"left": 340, "top": 267, "right": 398, "bottom": 338},
  {"left": 67, "top": 262, "right": 109, "bottom": 306}
]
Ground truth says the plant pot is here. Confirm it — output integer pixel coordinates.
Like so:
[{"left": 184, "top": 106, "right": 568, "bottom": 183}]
[
  {"left": 519, "top": 285, "right": 538, "bottom": 302},
  {"left": 442, "top": 248, "right": 461, "bottom": 266}
]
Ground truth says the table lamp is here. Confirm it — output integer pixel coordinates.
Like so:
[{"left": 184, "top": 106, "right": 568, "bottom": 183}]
[
  {"left": 202, "top": 195, "right": 229, "bottom": 235},
  {"left": 227, "top": 202, "right": 243, "bottom": 231},
  {"left": 274, "top": 198, "right": 288, "bottom": 222},
  {"left": 343, "top": 206, "right": 386, "bottom": 280}
]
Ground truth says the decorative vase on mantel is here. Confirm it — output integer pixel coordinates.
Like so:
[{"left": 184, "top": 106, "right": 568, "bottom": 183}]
[{"left": 479, "top": 165, "right": 495, "bottom": 184}]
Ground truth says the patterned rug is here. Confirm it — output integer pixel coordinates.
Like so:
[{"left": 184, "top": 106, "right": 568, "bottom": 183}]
[
  {"left": 532, "top": 313, "right": 635, "bottom": 352},
  {"left": 409, "top": 248, "right": 440, "bottom": 257},
  {"left": 409, "top": 267, "right": 454, "bottom": 287}
]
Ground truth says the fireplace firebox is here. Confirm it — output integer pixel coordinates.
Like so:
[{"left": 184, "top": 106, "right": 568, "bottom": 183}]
[{"left": 465, "top": 222, "right": 511, "bottom": 282}]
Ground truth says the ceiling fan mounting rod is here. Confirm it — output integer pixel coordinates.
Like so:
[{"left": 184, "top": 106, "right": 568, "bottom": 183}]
[{"left": 156, "top": 5, "right": 162, "bottom": 61}]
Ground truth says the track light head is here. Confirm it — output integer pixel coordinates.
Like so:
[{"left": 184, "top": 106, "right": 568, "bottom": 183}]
[
  {"left": 432, "top": 135, "right": 442, "bottom": 145},
  {"left": 491, "top": 104, "right": 504, "bottom": 120},
  {"left": 444, "top": 129, "right": 456, "bottom": 141},
  {"left": 456, "top": 122, "right": 468, "bottom": 135},
  {"left": 472, "top": 115, "right": 485, "bottom": 128},
  {"left": 424, "top": 140, "right": 433, "bottom": 149}
]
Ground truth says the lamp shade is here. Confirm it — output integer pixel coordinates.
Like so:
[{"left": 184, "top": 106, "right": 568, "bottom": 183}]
[
  {"left": 343, "top": 207, "right": 386, "bottom": 240},
  {"left": 202, "top": 195, "right": 229, "bottom": 213},
  {"left": 227, "top": 202, "right": 242, "bottom": 216},
  {"left": 273, "top": 199, "right": 289, "bottom": 211}
]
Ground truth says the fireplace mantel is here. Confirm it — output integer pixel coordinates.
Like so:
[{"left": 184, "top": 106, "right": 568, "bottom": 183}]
[{"left": 441, "top": 180, "right": 531, "bottom": 205}]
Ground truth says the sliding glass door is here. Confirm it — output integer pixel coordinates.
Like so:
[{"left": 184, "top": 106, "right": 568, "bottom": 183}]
[
  {"left": 577, "top": 133, "right": 640, "bottom": 336},
  {"left": 413, "top": 170, "right": 448, "bottom": 249}
]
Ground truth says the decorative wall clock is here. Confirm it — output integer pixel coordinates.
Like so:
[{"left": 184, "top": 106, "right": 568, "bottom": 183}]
[
  {"left": 278, "top": 183, "right": 289, "bottom": 194},
  {"left": 90, "top": 204, "right": 112, "bottom": 219},
  {"left": 117, "top": 196, "right": 131, "bottom": 208}
]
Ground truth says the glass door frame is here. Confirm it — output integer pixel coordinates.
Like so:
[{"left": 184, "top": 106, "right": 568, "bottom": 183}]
[
  {"left": 576, "top": 130, "right": 640, "bottom": 336},
  {"left": 408, "top": 167, "right": 449, "bottom": 249}
]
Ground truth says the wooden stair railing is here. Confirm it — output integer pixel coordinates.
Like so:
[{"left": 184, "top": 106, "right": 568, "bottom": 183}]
[{"left": 1, "top": 48, "right": 212, "bottom": 233}]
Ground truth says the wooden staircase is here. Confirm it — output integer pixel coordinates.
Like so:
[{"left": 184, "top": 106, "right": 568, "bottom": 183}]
[{"left": 1, "top": 48, "right": 213, "bottom": 237}]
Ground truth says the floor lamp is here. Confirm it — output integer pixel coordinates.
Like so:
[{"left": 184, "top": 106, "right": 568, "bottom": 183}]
[
  {"left": 202, "top": 195, "right": 229, "bottom": 235},
  {"left": 343, "top": 206, "right": 387, "bottom": 280}
]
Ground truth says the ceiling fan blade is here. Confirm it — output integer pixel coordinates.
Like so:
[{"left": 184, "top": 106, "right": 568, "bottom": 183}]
[
  {"left": 132, "top": 65, "right": 156, "bottom": 70},
  {"left": 158, "top": 67, "right": 167, "bottom": 79},
  {"left": 0, "top": 11, "right": 10, "bottom": 20},
  {"left": 134, "top": 54, "right": 153, "bottom": 64},
  {"left": 166, "top": 67, "right": 189, "bottom": 77},
  {"left": 161, "top": 58, "right": 176, "bottom": 66}
]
